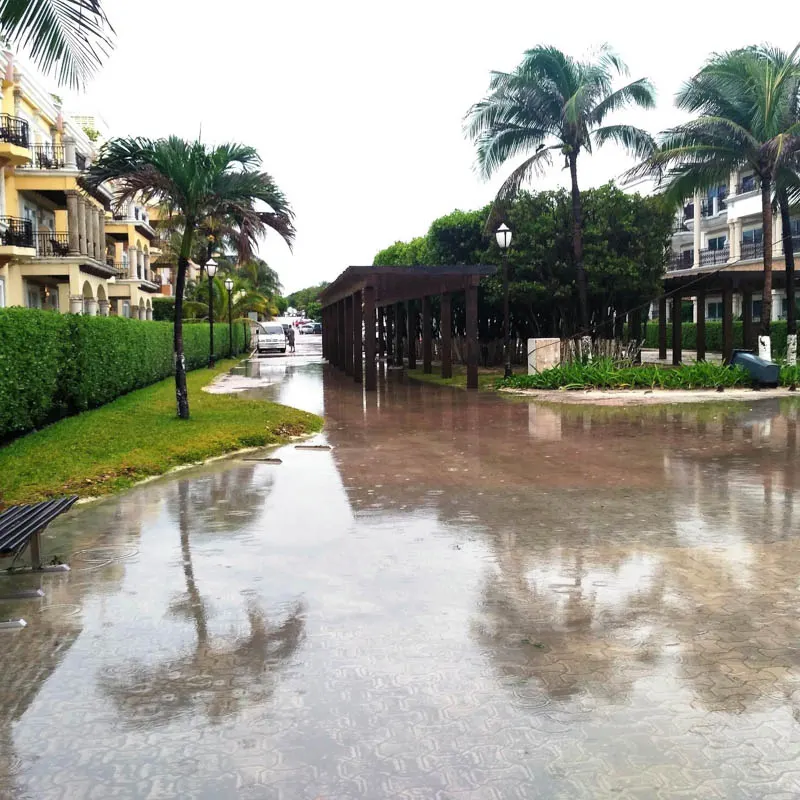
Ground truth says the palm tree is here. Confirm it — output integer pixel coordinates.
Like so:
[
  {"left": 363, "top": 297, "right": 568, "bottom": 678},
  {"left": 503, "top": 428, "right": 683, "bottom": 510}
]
[
  {"left": 465, "top": 45, "right": 655, "bottom": 336},
  {"left": 0, "top": 0, "right": 114, "bottom": 88},
  {"left": 643, "top": 44, "right": 800, "bottom": 360},
  {"left": 85, "top": 137, "right": 294, "bottom": 418}
]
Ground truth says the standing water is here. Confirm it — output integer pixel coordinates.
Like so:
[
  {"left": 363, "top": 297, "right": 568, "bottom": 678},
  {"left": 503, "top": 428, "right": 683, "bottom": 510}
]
[{"left": 2, "top": 335, "right": 800, "bottom": 799}]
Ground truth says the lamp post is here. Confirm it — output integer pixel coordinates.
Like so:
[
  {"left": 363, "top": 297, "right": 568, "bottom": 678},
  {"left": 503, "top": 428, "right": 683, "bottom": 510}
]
[
  {"left": 225, "top": 277, "right": 234, "bottom": 358},
  {"left": 495, "top": 223, "right": 513, "bottom": 379},
  {"left": 205, "top": 258, "right": 217, "bottom": 368}
]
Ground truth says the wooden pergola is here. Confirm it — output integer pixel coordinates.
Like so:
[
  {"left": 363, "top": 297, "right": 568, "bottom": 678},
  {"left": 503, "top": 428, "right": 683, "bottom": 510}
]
[
  {"left": 662, "top": 268, "right": 789, "bottom": 364},
  {"left": 319, "top": 265, "right": 496, "bottom": 390}
]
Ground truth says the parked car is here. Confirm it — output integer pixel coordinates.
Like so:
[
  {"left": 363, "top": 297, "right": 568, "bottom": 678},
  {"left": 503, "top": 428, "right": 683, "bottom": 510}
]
[
  {"left": 299, "top": 323, "right": 316, "bottom": 335},
  {"left": 256, "top": 323, "right": 286, "bottom": 354}
]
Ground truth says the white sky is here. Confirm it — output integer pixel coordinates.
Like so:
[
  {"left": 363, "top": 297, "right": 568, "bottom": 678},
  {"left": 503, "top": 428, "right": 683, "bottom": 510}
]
[{"left": 61, "top": 0, "right": 800, "bottom": 294}]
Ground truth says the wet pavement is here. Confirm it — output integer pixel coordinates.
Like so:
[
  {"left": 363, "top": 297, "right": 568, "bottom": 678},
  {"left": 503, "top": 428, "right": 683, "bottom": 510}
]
[{"left": 3, "top": 335, "right": 800, "bottom": 799}]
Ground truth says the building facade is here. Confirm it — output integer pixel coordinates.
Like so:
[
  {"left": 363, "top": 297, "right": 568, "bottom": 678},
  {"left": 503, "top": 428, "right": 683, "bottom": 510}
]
[{"left": 0, "top": 51, "right": 160, "bottom": 319}]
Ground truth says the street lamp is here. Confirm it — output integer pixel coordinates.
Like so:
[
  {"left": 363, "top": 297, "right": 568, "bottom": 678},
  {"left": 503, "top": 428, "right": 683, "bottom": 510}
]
[
  {"left": 225, "top": 277, "right": 234, "bottom": 358},
  {"left": 495, "top": 223, "right": 513, "bottom": 379},
  {"left": 205, "top": 258, "right": 217, "bottom": 368}
]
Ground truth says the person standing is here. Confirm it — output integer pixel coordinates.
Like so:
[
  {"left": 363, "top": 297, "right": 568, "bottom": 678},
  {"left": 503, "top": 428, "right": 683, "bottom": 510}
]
[{"left": 287, "top": 325, "right": 296, "bottom": 354}]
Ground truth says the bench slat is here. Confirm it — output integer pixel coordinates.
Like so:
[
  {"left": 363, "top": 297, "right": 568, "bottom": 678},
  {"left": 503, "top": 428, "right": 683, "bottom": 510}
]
[{"left": 0, "top": 496, "right": 78, "bottom": 555}]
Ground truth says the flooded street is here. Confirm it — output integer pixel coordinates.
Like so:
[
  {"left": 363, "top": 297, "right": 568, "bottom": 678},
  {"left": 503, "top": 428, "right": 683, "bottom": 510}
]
[{"left": 3, "top": 337, "right": 800, "bottom": 799}]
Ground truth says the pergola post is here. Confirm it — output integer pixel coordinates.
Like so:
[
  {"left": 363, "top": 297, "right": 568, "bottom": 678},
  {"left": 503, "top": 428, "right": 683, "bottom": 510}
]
[
  {"left": 344, "top": 295, "right": 354, "bottom": 376},
  {"left": 658, "top": 297, "right": 668, "bottom": 361},
  {"left": 696, "top": 290, "right": 706, "bottom": 362},
  {"left": 742, "top": 289, "right": 753, "bottom": 352},
  {"left": 466, "top": 280, "right": 478, "bottom": 390},
  {"left": 364, "top": 286, "right": 377, "bottom": 391},
  {"left": 353, "top": 289, "right": 363, "bottom": 384},
  {"left": 422, "top": 295, "right": 432, "bottom": 374},
  {"left": 378, "top": 310, "right": 385, "bottom": 361},
  {"left": 406, "top": 300, "right": 416, "bottom": 370},
  {"left": 672, "top": 293, "right": 682, "bottom": 365},
  {"left": 722, "top": 286, "right": 734, "bottom": 364},
  {"left": 441, "top": 291, "right": 452, "bottom": 379},
  {"left": 335, "top": 301, "right": 343, "bottom": 368},
  {"left": 394, "top": 302, "right": 403, "bottom": 367},
  {"left": 630, "top": 308, "right": 642, "bottom": 364},
  {"left": 322, "top": 307, "right": 329, "bottom": 361},
  {"left": 386, "top": 306, "right": 393, "bottom": 359}
]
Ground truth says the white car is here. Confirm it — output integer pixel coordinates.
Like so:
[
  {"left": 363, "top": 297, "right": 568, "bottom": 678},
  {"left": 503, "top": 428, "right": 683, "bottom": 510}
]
[
  {"left": 256, "top": 323, "right": 286, "bottom": 354},
  {"left": 299, "top": 323, "right": 316, "bottom": 335}
]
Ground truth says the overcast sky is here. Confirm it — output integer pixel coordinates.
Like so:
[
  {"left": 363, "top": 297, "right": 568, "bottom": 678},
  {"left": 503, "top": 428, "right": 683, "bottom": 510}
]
[{"left": 61, "top": 1, "right": 799, "bottom": 294}]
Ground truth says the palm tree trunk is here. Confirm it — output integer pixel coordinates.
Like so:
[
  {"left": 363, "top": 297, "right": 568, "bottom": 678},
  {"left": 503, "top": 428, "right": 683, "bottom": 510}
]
[
  {"left": 174, "top": 222, "right": 196, "bottom": 419},
  {"left": 568, "top": 153, "right": 590, "bottom": 351},
  {"left": 779, "top": 189, "right": 796, "bottom": 366},
  {"left": 760, "top": 177, "right": 773, "bottom": 360}
]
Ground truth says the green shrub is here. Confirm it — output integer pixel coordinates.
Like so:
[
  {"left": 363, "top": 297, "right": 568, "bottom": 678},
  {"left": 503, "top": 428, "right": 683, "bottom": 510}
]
[
  {"left": 0, "top": 309, "right": 250, "bottom": 440},
  {"left": 499, "top": 358, "right": 752, "bottom": 390},
  {"left": 152, "top": 297, "right": 175, "bottom": 322}
]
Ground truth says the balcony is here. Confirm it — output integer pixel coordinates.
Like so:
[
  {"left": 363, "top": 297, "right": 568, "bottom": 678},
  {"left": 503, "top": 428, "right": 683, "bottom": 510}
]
[
  {"left": 18, "top": 143, "right": 90, "bottom": 171},
  {"left": 0, "top": 216, "right": 34, "bottom": 248},
  {"left": 105, "top": 260, "right": 127, "bottom": 278},
  {"left": 699, "top": 246, "right": 729, "bottom": 266},
  {"left": 737, "top": 176, "right": 758, "bottom": 195},
  {"left": 33, "top": 231, "right": 71, "bottom": 257},
  {"left": 669, "top": 251, "right": 693, "bottom": 271},
  {"left": 740, "top": 240, "right": 764, "bottom": 261},
  {"left": 0, "top": 114, "right": 31, "bottom": 165}
]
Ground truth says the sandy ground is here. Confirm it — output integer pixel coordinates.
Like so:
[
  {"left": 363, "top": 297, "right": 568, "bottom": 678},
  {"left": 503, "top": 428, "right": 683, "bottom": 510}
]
[{"left": 499, "top": 386, "right": 797, "bottom": 405}]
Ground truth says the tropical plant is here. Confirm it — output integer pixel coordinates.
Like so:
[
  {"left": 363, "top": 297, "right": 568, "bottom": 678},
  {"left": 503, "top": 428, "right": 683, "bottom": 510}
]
[
  {"left": 465, "top": 45, "right": 655, "bottom": 335},
  {"left": 640, "top": 44, "right": 800, "bottom": 360},
  {"left": 0, "top": 0, "right": 114, "bottom": 88},
  {"left": 237, "top": 258, "right": 282, "bottom": 298},
  {"left": 85, "top": 137, "right": 294, "bottom": 418}
]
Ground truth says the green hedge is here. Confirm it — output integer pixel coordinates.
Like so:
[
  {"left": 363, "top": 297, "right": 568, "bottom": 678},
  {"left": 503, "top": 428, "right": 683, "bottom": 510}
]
[
  {"left": 643, "top": 320, "right": 789, "bottom": 355},
  {"left": 0, "top": 309, "right": 250, "bottom": 440},
  {"left": 152, "top": 296, "right": 175, "bottom": 322}
]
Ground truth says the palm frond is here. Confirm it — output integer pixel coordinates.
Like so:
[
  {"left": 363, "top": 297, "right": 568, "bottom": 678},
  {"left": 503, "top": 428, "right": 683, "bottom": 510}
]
[
  {"left": 592, "top": 124, "right": 655, "bottom": 160},
  {"left": 0, "top": 0, "right": 114, "bottom": 89}
]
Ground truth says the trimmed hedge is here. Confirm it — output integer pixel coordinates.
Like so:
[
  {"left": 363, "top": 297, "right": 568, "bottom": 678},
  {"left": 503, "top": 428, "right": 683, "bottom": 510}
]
[
  {"left": 0, "top": 309, "right": 250, "bottom": 440},
  {"left": 152, "top": 296, "right": 175, "bottom": 321},
  {"left": 643, "top": 320, "right": 789, "bottom": 356}
]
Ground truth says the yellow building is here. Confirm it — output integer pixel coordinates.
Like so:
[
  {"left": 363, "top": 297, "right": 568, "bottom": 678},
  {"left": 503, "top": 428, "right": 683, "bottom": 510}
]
[{"left": 0, "top": 51, "right": 159, "bottom": 318}]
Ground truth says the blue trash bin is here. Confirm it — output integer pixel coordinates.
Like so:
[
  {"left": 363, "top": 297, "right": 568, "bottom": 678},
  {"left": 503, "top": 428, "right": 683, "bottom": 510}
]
[{"left": 730, "top": 349, "right": 780, "bottom": 386}]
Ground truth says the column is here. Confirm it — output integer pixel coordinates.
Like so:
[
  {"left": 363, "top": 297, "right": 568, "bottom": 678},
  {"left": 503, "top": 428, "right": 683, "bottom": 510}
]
[
  {"left": 696, "top": 290, "right": 706, "bottom": 362},
  {"left": 98, "top": 209, "right": 106, "bottom": 262},
  {"left": 321, "top": 307, "right": 328, "bottom": 360},
  {"left": 63, "top": 137, "right": 77, "bottom": 169},
  {"left": 144, "top": 252, "right": 150, "bottom": 281},
  {"left": 406, "top": 299, "right": 416, "bottom": 370},
  {"left": 127, "top": 247, "right": 136, "bottom": 279},
  {"left": 728, "top": 221, "right": 736, "bottom": 263},
  {"left": 344, "top": 295, "right": 353, "bottom": 376},
  {"left": 90, "top": 206, "right": 100, "bottom": 260},
  {"left": 422, "top": 295, "right": 432, "bottom": 374},
  {"left": 693, "top": 191, "right": 701, "bottom": 268},
  {"left": 138, "top": 248, "right": 144, "bottom": 279},
  {"left": 69, "top": 295, "right": 83, "bottom": 314},
  {"left": 378, "top": 310, "right": 385, "bottom": 361},
  {"left": 722, "top": 287, "right": 734, "bottom": 364},
  {"left": 353, "top": 289, "right": 363, "bottom": 384},
  {"left": 466, "top": 281, "right": 478, "bottom": 390},
  {"left": 630, "top": 308, "right": 643, "bottom": 364},
  {"left": 364, "top": 286, "right": 377, "bottom": 391},
  {"left": 66, "top": 191, "right": 80, "bottom": 255},
  {"left": 733, "top": 219, "right": 742, "bottom": 261},
  {"left": 85, "top": 297, "right": 98, "bottom": 316},
  {"left": 671, "top": 294, "right": 682, "bottom": 365},
  {"left": 729, "top": 170, "right": 738, "bottom": 197},
  {"left": 146, "top": 307, "right": 153, "bottom": 321},
  {"left": 0, "top": 166, "right": 5, "bottom": 217},
  {"left": 77, "top": 197, "right": 88, "bottom": 255},
  {"left": 742, "top": 289, "right": 753, "bottom": 351},
  {"left": 658, "top": 296, "right": 667, "bottom": 360},
  {"left": 98, "top": 298, "right": 109, "bottom": 316},
  {"left": 441, "top": 291, "right": 452, "bottom": 379},
  {"left": 774, "top": 215, "right": 783, "bottom": 256},
  {"left": 394, "top": 302, "right": 403, "bottom": 366}
]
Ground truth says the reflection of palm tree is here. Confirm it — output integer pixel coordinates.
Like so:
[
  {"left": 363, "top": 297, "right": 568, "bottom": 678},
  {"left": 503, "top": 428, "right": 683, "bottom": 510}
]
[{"left": 101, "top": 475, "right": 304, "bottom": 727}]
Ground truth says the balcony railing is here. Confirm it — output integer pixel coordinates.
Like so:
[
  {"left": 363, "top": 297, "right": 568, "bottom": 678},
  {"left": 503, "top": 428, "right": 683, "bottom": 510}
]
[
  {"left": 27, "top": 144, "right": 65, "bottom": 169},
  {"left": 106, "top": 260, "right": 126, "bottom": 277},
  {"left": 737, "top": 177, "right": 758, "bottom": 194},
  {"left": 700, "top": 246, "right": 729, "bottom": 266},
  {"left": 76, "top": 152, "right": 87, "bottom": 171},
  {"left": 669, "top": 251, "right": 693, "bottom": 271},
  {"left": 740, "top": 240, "right": 764, "bottom": 261},
  {"left": 34, "top": 231, "right": 71, "bottom": 257},
  {"left": 0, "top": 216, "right": 34, "bottom": 248},
  {"left": 0, "top": 114, "right": 30, "bottom": 148}
]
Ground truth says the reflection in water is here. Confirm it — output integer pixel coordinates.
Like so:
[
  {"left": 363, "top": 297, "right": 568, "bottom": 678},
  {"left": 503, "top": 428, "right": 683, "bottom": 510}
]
[{"left": 3, "top": 353, "right": 800, "bottom": 798}]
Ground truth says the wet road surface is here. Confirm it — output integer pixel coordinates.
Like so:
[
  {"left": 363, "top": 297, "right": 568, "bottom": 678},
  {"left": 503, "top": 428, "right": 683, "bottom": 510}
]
[{"left": 3, "top": 336, "right": 800, "bottom": 799}]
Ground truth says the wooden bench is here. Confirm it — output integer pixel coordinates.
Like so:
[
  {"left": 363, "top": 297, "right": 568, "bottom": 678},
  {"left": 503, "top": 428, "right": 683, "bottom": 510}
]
[{"left": 0, "top": 496, "right": 78, "bottom": 572}]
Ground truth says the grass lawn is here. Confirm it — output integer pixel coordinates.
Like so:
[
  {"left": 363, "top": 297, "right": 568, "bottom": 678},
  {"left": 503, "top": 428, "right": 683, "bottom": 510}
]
[
  {"left": 407, "top": 366, "right": 503, "bottom": 391},
  {"left": 0, "top": 360, "right": 323, "bottom": 506}
]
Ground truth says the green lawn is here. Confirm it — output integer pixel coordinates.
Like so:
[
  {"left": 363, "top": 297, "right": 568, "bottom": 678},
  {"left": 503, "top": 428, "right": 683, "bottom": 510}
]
[
  {"left": 0, "top": 360, "right": 322, "bottom": 506},
  {"left": 407, "top": 366, "right": 503, "bottom": 391}
]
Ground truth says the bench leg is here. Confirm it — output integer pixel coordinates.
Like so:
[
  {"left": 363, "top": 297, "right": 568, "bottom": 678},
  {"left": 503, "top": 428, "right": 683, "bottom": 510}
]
[{"left": 30, "top": 532, "right": 41, "bottom": 570}]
